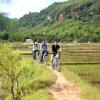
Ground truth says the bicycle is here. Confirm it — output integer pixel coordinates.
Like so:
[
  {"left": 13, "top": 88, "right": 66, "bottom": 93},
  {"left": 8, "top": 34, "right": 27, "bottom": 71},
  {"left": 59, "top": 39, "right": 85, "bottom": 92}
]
[
  {"left": 33, "top": 50, "right": 40, "bottom": 61},
  {"left": 52, "top": 53, "right": 61, "bottom": 72},
  {"left": 41, "top": 51, "right": 48, "bottom": 65}
]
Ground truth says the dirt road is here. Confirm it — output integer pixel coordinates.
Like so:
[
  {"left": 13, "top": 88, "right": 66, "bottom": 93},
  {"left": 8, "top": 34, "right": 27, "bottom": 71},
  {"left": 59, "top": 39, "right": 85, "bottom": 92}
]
[{"left": 48, "top": 69, "right": 83, "bottom": 100}]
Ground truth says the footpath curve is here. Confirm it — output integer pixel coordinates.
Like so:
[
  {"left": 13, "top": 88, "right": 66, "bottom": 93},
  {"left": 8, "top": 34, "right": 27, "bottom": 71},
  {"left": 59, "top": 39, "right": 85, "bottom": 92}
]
[{"left": 47, "top": 67, "right": 83, "bottom": 100}]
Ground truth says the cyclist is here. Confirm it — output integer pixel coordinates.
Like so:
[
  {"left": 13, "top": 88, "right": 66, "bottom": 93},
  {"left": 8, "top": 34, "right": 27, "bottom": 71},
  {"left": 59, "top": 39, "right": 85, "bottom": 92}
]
[
  {"left": 51, "top": 41, "right": 62, "bottom": 71},
  {"left": 40, "top": 41, "right": 48, "bottom": 64},
  {"left": 32, "top": 42, "right": 39, "bottom": 61}
]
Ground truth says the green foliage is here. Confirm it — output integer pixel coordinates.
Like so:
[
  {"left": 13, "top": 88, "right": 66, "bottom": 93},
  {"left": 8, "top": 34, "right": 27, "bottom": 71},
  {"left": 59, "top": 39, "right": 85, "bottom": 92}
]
[
  {"left": 60, "top": 43, "right": 100, "bottom": 100},
  {"left": 14, "top": 0, "right": 99, "bottom": 42},
  {"left": 0, "top": 43, "right": 55, "bottom": 100},
  {"left": 0, "top": 13, "right": 17, "bottom": 32},
  {"left": 0, "top": 0, "right": 100, "bottom": 42},
  {"left": 62, "top": 64, "right": 100, "bottom": 100},
  {"left": 0, "top": 13, "right": 10, "bottom": 31},
  {"left": 0, "top": 44, "right": 34, "bottom": 100}
]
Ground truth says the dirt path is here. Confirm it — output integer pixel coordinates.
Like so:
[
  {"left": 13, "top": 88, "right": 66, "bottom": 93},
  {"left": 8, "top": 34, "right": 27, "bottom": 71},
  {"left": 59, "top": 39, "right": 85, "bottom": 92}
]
[{"left": 47, "top": 68, "right": 83, "bottom": 100}]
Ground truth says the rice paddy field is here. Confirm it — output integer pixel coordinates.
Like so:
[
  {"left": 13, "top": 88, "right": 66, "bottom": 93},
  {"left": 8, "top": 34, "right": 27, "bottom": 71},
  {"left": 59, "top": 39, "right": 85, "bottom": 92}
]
[
  {"left": 14, "top": 42, "right": 100, "bottom": 99},
  {"left": 60, "top": 43, "right": 100, "bottom": 88},
  {"left": 60, "top": 43, "right": 100, "bottom": 99}
]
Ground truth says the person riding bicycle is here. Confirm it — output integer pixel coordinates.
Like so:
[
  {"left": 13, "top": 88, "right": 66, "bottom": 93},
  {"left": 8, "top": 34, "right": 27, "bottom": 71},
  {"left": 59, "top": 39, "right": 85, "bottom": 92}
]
[
  {"left": 51, "top": 41, "right": 62, "bottom": 69},
  {"left": 32, "top": 42, "right": 39, "bottom": 61},
  {"left": 40, "top": 41, "right": 48, "bottom": 63}
]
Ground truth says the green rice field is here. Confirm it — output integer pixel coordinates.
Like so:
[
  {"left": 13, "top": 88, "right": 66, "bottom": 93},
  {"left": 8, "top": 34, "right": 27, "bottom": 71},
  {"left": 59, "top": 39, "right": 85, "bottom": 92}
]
[{"left": 14, "top": 42, "right": 100, "bottom": 99}]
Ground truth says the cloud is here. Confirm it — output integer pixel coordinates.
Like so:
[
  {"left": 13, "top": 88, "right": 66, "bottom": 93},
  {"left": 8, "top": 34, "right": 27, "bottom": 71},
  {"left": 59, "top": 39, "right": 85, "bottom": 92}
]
[
  {"left": 0, "top": 0, "right": 67, "bottom": 18},
  {"left": 0, "top": 0, "right": 49, "bottom": 18},
  {"left": 0, "top": 0, "right": 12, "bottom": 3}
]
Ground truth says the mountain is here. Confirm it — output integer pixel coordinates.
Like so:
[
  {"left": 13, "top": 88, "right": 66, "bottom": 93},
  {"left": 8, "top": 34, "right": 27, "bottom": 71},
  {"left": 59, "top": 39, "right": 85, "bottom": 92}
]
[
  {"left": 18, "top": 0, "right": 100, "bottom": 27},
  {"left": 0, "top": 13, "right": 11, "bottom": 31},
  {"left": 0, "top": 0, "right": 100, "bottom": 42}
]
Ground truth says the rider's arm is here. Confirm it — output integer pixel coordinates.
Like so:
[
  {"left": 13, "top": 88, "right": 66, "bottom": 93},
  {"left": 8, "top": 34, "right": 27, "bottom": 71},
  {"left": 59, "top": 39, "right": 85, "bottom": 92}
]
[
  {"left": 40, "top": 44, "right": 42, "bottom": 50},
  {"left": 32, "top": 45, "right": 35, "bottom": 51},
  {"left": 46, "top": 43, "right": 48, "bottom": 50},
  {"left": 59, "top": 48, "right": 62, "bottom": 53},
  {"left": 58, "top": 45, "right": 62, "bottom": 53}
]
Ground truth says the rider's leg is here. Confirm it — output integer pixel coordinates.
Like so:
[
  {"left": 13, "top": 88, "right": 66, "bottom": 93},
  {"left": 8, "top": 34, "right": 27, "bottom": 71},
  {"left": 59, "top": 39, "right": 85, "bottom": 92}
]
[
  {"left": 57, "top": 59, "right": 61, "bottom": 72},
  {"left": 51, "top": 54, "right": 53, "bottom": 67},
  {"left": 35, "top": 50, "right": 39, "bottom": 60},
  {"left": 42, "top": 51, "right": 48, "bottom": 65},
  {"left": 32, "top": 51, "right": 36, "bottom": 61},
  {"left": 37, "top": 50, "right": 40, "bottom": 60},
  {"left": 51, "top": 54, "right": 55, "bottom": 69},
  {"left": 53, "top": 53, "right": 61, "bottom": 71},
  {"left": 34, "top": 51, "right": 37, "bottom": 61},
  {"left": 32, "top": 51, "right": 34, "bottom": 60},
  {"left": 57, "top": 54, "right": 61, "bottom": 72},
  {"left": 40, "top": 51, "right": 44, "bottom": 62}
]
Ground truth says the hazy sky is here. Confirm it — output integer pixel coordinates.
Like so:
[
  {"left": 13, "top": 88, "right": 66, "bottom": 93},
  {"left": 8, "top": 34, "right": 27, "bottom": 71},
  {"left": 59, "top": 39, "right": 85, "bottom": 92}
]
[{"left": 0, "top": 0, "right": 67, "bottom": 18}]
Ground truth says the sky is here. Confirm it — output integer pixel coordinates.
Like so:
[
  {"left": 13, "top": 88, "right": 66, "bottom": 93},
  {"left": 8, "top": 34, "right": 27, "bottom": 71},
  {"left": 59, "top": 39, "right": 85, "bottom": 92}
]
[{"left": 0, "top": 0, "right": 67, "bottom": 18}]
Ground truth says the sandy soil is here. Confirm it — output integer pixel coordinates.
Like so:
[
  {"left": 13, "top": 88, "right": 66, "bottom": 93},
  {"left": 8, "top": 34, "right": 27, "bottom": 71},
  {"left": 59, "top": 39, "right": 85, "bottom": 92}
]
[{"left": 48, "top": 68, "right": 83, "bottom": 100}]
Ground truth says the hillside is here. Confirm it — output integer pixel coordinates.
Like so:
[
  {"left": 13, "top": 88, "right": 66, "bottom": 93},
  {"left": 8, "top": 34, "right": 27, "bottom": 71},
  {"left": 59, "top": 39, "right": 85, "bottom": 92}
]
[
  {"left": 0, "top": 0, "right": 100, "bottom": 42},
  {"left": 18, "top": 0, "right": 99, "bottom": 27},
  {"left": 16, "top": 0, "right": 100, "bottom": 42}
]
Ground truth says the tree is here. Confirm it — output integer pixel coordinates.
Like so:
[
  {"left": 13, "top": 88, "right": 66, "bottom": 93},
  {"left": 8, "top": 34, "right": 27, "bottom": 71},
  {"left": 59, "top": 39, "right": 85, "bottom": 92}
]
[
  {"left": 0, "top": 13, "right": 10, "bottom": 31},
  {"left": 0, "top": 44, "right": 34, "bottom": 100}
]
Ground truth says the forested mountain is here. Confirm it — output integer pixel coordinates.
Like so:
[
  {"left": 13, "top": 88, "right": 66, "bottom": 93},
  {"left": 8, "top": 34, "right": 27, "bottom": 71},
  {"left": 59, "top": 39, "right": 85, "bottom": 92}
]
[
  {"left": 0, "top": 0, "right": 100, "bottom": 42},
  {"left": 0, "top": 13, "right": 11, "bottom": 31},
  {"left": 18, "top": 0, "right": 99, "bottom": 27},
  {"left": 0, "top": 13, "right": 18, "bottom": 41}
]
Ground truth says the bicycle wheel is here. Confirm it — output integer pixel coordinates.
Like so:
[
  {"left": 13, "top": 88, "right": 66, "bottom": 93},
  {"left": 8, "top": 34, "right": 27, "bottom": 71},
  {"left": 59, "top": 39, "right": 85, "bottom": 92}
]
[
  {"left": 53, "top": 56, "right": 61, "bottom": 71},
  {"left": 42, "top": 53, "right": 47, "bottom": 65}
]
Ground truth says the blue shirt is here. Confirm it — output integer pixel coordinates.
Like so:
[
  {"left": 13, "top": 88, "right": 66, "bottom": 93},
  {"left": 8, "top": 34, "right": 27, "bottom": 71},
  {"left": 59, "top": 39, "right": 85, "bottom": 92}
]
[{"left": 41, "top": 43, "right": 48, "bottom": 51}]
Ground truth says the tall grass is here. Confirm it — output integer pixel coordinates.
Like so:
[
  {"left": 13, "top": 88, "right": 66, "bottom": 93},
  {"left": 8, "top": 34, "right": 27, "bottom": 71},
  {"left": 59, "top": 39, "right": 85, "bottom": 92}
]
[
  {"left": 21, "top": 57, "right": 55, "bottom": 100},
  {"left": 59, "top": 43, "right": 100, "bottom": 99},
  {"left": 11, "top": 42, "right": 100, "bottom": 99},
  {"left": 62, "top": 65, "right": 100, "bottom": 100},
  {"left": 4, "top": 54, "right": 55, "bottom": 100}
]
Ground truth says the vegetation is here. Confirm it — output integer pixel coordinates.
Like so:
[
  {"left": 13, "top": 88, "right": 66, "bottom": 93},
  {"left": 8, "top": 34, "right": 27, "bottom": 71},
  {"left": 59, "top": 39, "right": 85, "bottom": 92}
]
[
  {"left": 0, "top": 0, "right": 100, "bottom": 99},
  {"left": 62, "top": 65, "right": 100, "bottom": 100},
  {"left": 0, "top": 0, "right": 100, "bottom": 42},
  {"left": 0, "top": 42, "right": 100, "bottom": 100},
  {"left": 13, "top": 42, "right": 100, "bottom": 99},
  {"left": 0, "top": 44, "right": 55, "bottom": 100},
  {"left": 60, "top": 43, "right": 100, "bottom": 100}
]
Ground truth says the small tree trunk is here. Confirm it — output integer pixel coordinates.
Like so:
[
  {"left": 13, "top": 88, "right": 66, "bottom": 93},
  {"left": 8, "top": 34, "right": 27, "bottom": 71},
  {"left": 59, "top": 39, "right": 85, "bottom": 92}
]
[
  {"left": 11, "top": 78, "right": 17, "bottom": 100},
  {"left": 11, "top": 85, "right": 15, "bottom": 100}
]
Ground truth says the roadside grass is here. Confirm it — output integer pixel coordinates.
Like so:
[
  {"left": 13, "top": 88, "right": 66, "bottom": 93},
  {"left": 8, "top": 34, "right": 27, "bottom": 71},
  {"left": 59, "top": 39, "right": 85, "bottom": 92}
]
[
  {"left": 0, "top": 44, "right": 55, "bottom": 100},
  {"left": 61, "top": 53, "right": 100, "bottom": 63},
  {"left": 60, "top": 44, "right": 100, "bottom": 100},
  {"left": 22, "top": 90, "right": 53, "bottom": 100},
  {"left": 15, "top": 48, "right": 56, "bottom": 100},
  {"left": 15, "top": 49, "right": 32, "bottom": 54},
  {"left": 12, "top": 42, "right": 100, "bottom": 100},
  {"left": 21, "top": 57, "right": 55, "bottom": 100},
  {"left": 61, "top": 64, "right": 100, "bottom": 100},
  {"left": 5, "top": 56, "right": 55, "bottom": 100}
]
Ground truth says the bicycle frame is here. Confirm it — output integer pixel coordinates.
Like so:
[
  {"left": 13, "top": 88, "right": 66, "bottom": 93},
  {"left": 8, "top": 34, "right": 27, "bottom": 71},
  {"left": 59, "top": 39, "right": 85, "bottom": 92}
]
[
  {"left": 52, "top": 53, "right": 61, "bottom": 71},
  {"left": 42, "top": 51, "right": 48, "bottom": 65}
]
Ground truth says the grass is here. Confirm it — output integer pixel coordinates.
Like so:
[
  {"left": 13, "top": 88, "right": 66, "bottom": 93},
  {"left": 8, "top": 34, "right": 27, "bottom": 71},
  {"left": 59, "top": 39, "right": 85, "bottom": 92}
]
[
  {"left": 61, "top": 53, "right": 100, "bottom": 63},
  {"left": 67, "top": 64, "right": 100, "bottom": 88},
  {"left": 14, "top": 48, "right": 56, "bottom": 100},
  {"left": 62, "top": 65, "right": 100, "bottom": 100},
  {"left": 21, "top": 57, "right": 55, "bottom": 100},
  {"left": 12, "top": 42, "right": 100, "bottom": 99},
  {"left": 5, "top": 56, "right": 55, "bottom": 100},
  {"left": 22, "top": 90, "right": 53, "bottom": 100},
  {"left": 60, "top": 43, "right": 100, "bottom": 99}
]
